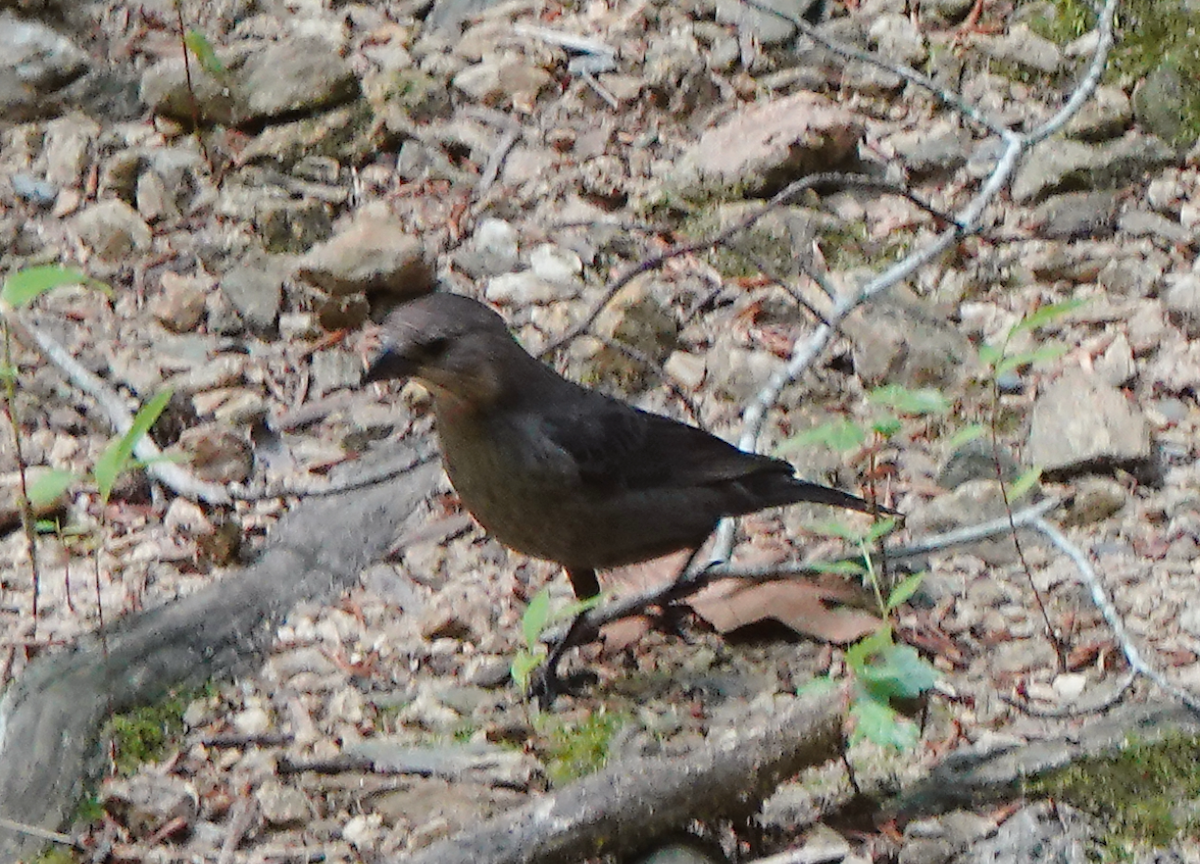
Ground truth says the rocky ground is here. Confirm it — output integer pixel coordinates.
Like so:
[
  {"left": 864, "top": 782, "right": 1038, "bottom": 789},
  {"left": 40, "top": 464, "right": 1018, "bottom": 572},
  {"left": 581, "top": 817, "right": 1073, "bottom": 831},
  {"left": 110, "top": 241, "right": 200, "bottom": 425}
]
[{"left": 3, "top": 0, "right": 1200, "bottom": 861}]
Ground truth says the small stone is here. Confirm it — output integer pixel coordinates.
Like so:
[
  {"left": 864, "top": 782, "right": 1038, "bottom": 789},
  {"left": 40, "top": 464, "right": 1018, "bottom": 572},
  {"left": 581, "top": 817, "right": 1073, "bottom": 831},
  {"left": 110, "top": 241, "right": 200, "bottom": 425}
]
[
  {"left": 664, "top": 351, "right": 707, "bottom": 390},
  {"left": 1027, "top": 367, "right": 1151, "bottom": 474},
  {"left": 485, "top": 271, "right": 565, "bottom": 305},
  {"left": 177, "top": 425, "right": 253, "bottom": 484},
  {"left": 151, "top": 272, "right": 207, "bottom": 332},
  {"left": 310, "top": 347, "right": 363, "bottom": 396},
  {"left": 220, "top": 260, "right": 285, "bottom": 332},
  {"left": 256, "top": 780, "right": 311, "bottom": 827},
  {"left": 101, "top": 775, "right": 199, "bottom": 840},
  {"left": 232, "top": 706, "right": 272, "bottom": 736},
  {"left": 529, "top": 243, "right": 582, "bottom": 284},
  {"left": 1164, "top": 273, "right": 1200, "bottom": 338},
  {"left": 342, "top": 813, "right": 384, "bottom": 849},
  {"left": 75, "top": 199, "right": 152, "bottom": 260},
  {"left": 1062, "top": 477, "right": 1127, "bottom": 526},
  {"left": 297, "top": 212, "right": 434, "bottom": 297},
  {"left": 1051, "top": 673, "right": 1087, "bottom": 702}
]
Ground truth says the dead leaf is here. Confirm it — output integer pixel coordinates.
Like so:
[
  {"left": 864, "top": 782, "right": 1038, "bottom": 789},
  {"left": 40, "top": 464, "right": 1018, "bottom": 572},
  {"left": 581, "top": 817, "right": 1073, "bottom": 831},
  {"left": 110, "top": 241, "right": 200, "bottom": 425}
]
[{"left": 690, "top": 577, "right": 880, "bottom": 644}]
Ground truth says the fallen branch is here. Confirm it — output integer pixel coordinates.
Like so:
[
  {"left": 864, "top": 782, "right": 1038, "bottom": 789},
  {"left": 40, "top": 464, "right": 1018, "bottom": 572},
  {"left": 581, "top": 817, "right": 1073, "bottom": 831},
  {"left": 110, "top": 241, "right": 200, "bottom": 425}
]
[{"left": 388, "top": 685, "right": 849, "bottom": 864}]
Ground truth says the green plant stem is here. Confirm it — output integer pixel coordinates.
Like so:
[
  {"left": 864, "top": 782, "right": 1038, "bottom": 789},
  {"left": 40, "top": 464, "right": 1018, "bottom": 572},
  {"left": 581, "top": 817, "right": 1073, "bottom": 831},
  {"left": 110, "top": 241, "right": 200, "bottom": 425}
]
[{"left": 2, "top": 323, "right": 41, "bottom": 639}]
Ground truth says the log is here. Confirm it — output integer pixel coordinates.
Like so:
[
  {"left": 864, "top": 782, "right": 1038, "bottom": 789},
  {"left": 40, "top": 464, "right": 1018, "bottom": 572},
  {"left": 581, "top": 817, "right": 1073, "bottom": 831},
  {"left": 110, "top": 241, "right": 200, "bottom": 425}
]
[
  {"left": 391, "top": 686, "right": 849, "bottom": 864},
  {"left": 0, "top": 448, "right": 438, "bottom": 863}
]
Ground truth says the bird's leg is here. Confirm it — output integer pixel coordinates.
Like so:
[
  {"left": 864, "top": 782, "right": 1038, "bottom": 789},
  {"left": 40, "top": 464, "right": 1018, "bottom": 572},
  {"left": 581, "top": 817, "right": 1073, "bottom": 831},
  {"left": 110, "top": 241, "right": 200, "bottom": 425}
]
[{"left": 528, "top": 568, "right": 601, "bottom": 708}]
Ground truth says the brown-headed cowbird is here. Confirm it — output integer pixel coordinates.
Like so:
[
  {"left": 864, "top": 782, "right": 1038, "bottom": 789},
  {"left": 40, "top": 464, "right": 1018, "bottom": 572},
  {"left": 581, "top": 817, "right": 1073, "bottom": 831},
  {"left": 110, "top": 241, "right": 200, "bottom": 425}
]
[{"left": 365, "top": 292, "right": 890, "bottom": 698}]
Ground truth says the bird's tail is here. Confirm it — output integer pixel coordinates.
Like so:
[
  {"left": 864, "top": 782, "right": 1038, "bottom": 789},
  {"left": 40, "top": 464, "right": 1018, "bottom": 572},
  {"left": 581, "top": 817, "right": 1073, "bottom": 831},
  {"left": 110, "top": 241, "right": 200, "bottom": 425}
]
[
  {"left": 785, "top": 479, "right": 899, "bottom": 518},
  {"left": 744, "top": 474, "right": 899, "bottom": 519}
]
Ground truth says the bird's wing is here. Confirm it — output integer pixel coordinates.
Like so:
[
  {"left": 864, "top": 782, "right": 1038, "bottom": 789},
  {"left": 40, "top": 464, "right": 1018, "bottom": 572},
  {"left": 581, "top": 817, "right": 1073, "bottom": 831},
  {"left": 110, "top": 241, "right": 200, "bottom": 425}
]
[{"left": 538, "top": 396, "right": 790, "bottom": 493}]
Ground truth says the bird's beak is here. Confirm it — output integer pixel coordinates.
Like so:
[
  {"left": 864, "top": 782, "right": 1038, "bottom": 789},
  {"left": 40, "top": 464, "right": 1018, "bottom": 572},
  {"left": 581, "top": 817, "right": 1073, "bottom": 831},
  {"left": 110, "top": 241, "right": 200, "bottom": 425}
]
[{"left": 364, "top": 346, "right": 417, "bottom": 384}]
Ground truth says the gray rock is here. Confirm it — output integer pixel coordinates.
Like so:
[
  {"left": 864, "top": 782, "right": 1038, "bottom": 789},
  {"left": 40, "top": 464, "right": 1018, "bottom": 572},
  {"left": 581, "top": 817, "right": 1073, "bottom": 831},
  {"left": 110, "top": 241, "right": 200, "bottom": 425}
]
[
  {"left": 151, "top": 272, "right": 208, "bottom": 333},
  {"left": 43, "top": 114, "right": 98, "bottom": 187},
  {"left": 1117, "top": 209, "right": 1193, "bottom": 246},
  {"left": 310, "top": 348, "right": 363, "bottom": 396},
  {"left": 938, "top": 438, "right": 1020, "bottom": 489},
  {"left": 1028, "top": 191, "right": 1119, "bottom": 239},
  {"left": 10, "top": 173, "right": 57, "bottom": 208},
  {"left": 75, "top": 199, "right": 152, "bottom": 260},
  {"left": 972, "top": 24, "right": 1061, "bottom": 75},
  {"left": 529, "top": 243, "right": 583, "bottom": 284},
  {"left": 1062, "top": 477, "right": 1127, "bottom": 526},
  {"left": 1064, "top": 85, "right": 1132, "bottom": 142},
  {"left": 425, "top": 0, "right": 504, "bottom": 31},
  {"left": 0, "top": 13, "right": 89, "bottom": 121},
  {"left": 1133, "top": 61, "right": 1192, "bottom": 147},
  {"left": 458, "top": 218, "right": 519, "bottom": 278},
  {"left": 890, "top": 124, "right": 970, "bottom": 179},
  {"left": 670, "top": 92, "right": 861, "bottom": 199},
  {"left": 634, "top": 837, "right": 729, "bottom": 864},
  {"left": 256, "top": 779, "right": 311, "bottom": 827},
  {"left": 1095, "top": 332, "right": 1136, "bottom": 387},
  {"left": 1027, "top": 367, "right": 1152, "bottom": 474},
  {"left": 485, "top": 271, "right": 566, "bottom": 305},
  {"left": 101, "top": 774, "right": 199, "bottom": 840},
  {"left": 177, "top": 425, "right": 254, "bottom": 484},
  {"left": 254, "top": 197, "right": 333, "bottom": 254},
  {"left": 140, "top": 38, "right": 359, "bottom": 127},
  {"left": 1163, "top": 273, "right": 1200, "bottom": 337},
  {"left": 846, "top": 289, "right": 974, "bottom": 389},
  {"left": 220, "top": 259, "right": 285, "bottom": 332},
  {"left": 715, "top": 0, "right": 819, "bottom": 46},
  {"left": 907, "top": 479, "right": 1034, "bottom": 565},
  {"left": 296, "top": 212, "right": 434, "bottom": 298},
  {"left": 1013, "top": 133, "right": 1177, "bottom": 203},
  {"left": 918, "top": 0, "right": 977, "bottom": 26},
  {"left": 452, "top": 54, "right": 552, "bottom": 107},
  {"left": 870, "top": 13, "right": 927, "bottom": 65}
]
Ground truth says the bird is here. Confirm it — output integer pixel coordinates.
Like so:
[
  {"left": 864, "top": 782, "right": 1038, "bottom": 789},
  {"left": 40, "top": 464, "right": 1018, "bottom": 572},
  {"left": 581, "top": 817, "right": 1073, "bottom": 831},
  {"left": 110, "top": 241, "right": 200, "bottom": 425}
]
[{"left": 364, "top": 292, "right": 891, "bottom": 702}]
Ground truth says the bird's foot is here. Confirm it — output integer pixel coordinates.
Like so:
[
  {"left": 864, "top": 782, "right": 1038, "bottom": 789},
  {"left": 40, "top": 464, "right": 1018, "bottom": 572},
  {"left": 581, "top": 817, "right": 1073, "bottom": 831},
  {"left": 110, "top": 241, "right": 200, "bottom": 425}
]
[{"left": 527, "top": 661, "right": 598, "bottom": 709}]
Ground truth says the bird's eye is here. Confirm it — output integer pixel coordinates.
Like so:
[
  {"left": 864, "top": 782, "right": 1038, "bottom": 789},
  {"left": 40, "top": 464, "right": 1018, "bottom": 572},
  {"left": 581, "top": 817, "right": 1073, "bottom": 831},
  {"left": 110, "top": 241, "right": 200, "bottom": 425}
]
[{"left": 423, "top": 336, "right": 450, "bottom": 357}]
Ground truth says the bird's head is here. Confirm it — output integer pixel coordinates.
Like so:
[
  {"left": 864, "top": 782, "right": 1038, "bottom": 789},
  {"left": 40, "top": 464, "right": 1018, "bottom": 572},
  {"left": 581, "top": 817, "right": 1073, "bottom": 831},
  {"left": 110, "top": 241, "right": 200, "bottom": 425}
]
[{"left": 364, "top": 293, "right": 528, "bottom": 407}]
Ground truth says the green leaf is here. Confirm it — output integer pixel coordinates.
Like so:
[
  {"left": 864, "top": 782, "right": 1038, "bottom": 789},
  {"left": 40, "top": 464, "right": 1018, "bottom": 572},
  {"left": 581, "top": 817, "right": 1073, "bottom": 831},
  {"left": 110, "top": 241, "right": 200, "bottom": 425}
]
[
  {"left": 849, "top": 634, "right": 938, "bottom": 703},
  {"left": 862, "top": 517, "right": 898, "bottom": 544},
  {"left": 510, "top": 650, "right": 544, "bottom": 693},
  {"left": 1007, "top": 466, "right": 1042, "bottom": 502},
  {"left": 796, "top": 675, "right": 840, "bottom": 701},
  {"left": 850, "top": 695, "right": 919, "bottom": 749},
  {"left": 1026, "top": 343, "right": 1069, "bottom": 367},
  {"left": 946, "top": 424, "right": 987, "bottom": 449},
  {"left": 93, "top": 388, "right": 173, "bottom": 504},
  {"left": 27, "top": 468, "right": 75, "bottom": 509},
  {"left": 808, "top": 559, "right": 869, "bottom": 577},
  {"left": 871, "top": 416, "right": 902, "bottom": 438},
  {"left": 977, "top": 344, "right": 1003, "bottom": 368},
  {"left": 885, "top": 572, "right": 924, "bottom": 613},
  {"left": 556, "top": 592, "right": 603, "bottom": 624},
  {"left": 522, "top": 588, "right": 552, "bottom": 649},
  {"left": 2, "top": 266, "right": 89, "bottom": 308},
  {"left": 868, "top": 385, "right": 951, "bottom": 416},
  {"left": 184, "top": 29, "right": 226, "bottom": 74},
  {"left": 1011, "top": 299, "right": 1088, "bottom": 335},
  {"left": 777, "top": 419, "right": 866, "bottom": 454}
]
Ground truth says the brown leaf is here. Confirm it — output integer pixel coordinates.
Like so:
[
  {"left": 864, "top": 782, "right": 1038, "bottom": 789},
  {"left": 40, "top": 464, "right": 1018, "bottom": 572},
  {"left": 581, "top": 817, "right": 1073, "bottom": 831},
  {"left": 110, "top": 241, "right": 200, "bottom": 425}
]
[{"left": 690, "top": 577, "right": 880, "bottom": 644}]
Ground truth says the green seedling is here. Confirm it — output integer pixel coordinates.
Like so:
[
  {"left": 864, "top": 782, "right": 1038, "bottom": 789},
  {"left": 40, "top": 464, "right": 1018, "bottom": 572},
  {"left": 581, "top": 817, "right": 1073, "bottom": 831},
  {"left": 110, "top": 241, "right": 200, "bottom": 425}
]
[{"left": 511, "top": 588, "right": 603, "bottom": 695}]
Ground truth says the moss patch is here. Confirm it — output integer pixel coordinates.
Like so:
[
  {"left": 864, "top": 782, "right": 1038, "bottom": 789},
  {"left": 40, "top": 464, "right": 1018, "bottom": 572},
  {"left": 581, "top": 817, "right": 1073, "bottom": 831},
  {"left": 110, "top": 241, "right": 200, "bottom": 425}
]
[
  {"left": 1025, "top": 732, "right": 1200, "bottom": 851},
  {"left": 1027, "top": 0, "right": 1200, "bottom": 146},
  {"left": 537, "top": 709, "right": 625, "bottom": 786},
  {"left": 105, "top": 683, "right": 213, "bottom": 776}
]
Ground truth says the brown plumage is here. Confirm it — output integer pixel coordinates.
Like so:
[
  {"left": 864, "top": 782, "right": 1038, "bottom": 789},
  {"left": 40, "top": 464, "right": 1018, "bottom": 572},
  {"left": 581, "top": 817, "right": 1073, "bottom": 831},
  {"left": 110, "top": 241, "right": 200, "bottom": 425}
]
[{"left": 365, "top": 292, "right": 888, "bottom": 603}]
